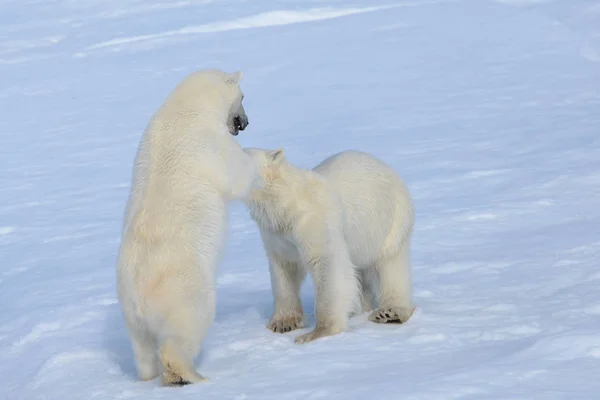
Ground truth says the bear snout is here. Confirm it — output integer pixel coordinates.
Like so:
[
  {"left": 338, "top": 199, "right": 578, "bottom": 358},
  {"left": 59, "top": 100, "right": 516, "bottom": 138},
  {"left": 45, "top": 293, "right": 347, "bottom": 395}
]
[{"left": 234, "top": 115, "right": 248, "bottom": 132}]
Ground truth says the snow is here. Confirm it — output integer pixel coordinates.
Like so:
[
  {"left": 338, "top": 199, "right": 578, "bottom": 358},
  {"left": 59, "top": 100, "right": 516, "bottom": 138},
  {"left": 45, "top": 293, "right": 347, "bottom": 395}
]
[{"left": 1, "top": 0, "right": 600, "bottom": 399}]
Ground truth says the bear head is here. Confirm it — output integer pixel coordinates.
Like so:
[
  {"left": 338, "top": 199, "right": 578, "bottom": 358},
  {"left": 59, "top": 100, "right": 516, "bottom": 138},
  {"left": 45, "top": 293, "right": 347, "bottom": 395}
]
[
  {"left": 176, "top": 69, "right": 249, "bottom": 136},
  {"left": 223, "top": 71, "right": 249, "bottom": 136},
  {"left": 243, "top": 147, "right": 287, "bottom": 199}
]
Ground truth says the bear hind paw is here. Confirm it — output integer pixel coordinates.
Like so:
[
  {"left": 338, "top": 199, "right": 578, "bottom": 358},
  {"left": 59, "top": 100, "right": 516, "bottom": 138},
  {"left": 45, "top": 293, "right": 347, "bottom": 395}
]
[{"left": 369, "top": 306, "right": 414, "bottom": 324}]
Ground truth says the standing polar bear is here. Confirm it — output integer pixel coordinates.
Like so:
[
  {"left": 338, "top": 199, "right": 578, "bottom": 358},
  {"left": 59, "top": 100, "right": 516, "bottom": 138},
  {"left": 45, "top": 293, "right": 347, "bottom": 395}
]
[
  {"left": 116, "top": 69, "right": 260, "bottom": 386},
  {"left": 244, "top": 148, "right": 415, "bottom": 344}
]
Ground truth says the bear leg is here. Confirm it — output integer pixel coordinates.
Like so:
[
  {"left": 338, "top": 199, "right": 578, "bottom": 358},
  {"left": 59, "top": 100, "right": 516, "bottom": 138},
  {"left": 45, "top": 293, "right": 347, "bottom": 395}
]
[
  {"left": 295, "top": 254, "right": 356, "bottom": 344},
  {"left": 156, "top": 286, "right": 214, "bottom": 387},
  {"left": 358, "top": 268, "right": 378, "bottom": 313},
  {"left": 267, "top": 254, "right": 306, "bottom": 334},
  {"left": 369, "top": 243, "right": 415, "bottom": 324},
  {"left": 131, "top": 329, "right": 159, "bottom": 381},
  {"left": 123, "top": 314, "right": 159, "bottom": 381},
  {"left": 159, "top": 338, "right": 208, "bottom": 387}
]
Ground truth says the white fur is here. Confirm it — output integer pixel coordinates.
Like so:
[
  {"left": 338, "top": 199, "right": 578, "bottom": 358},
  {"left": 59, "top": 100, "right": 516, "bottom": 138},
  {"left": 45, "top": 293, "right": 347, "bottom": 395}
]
[
  {"left": 116, "top": 69, "right": 260, "bottom": 386},
  {"left": 244, "top": 148, "right": 415, "bottom": 344}
]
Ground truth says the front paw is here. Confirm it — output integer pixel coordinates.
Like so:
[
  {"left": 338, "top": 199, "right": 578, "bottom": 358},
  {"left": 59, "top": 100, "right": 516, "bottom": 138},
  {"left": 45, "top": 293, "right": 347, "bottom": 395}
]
[
  {"left": 294, "top": 324, "right": 345, "bottom": 344},
  {"left": 267, "top": 313, "right": 304, "bottom": 333}
]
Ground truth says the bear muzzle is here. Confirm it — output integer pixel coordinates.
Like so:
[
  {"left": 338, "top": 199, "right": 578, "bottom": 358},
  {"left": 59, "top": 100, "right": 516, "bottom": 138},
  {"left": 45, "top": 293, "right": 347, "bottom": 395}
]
[{"left": 231, "top": 115, "right": 248, "bottom": 136}]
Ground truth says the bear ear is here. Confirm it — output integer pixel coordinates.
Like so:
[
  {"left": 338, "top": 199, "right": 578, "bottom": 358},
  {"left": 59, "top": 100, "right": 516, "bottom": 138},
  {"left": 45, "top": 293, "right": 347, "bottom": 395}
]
[
  {"left": 269, "top": 148, "right": 285, "bottom": 164},
  {"left": 227, "top": 71, "right": 243, "bottom": 85}
]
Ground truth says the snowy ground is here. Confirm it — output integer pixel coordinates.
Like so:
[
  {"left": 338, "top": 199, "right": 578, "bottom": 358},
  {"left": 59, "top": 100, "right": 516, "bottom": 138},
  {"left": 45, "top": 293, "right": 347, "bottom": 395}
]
[{"left": 2, "top": 0, "right": 600, "bottom": 399}]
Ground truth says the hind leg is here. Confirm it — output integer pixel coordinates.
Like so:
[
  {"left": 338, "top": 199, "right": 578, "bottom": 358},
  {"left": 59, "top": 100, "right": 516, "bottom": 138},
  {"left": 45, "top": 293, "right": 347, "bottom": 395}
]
[
  {"left": 159, "top": 322, "right": 210, "bottom": 386},
  {"left": 123, "top": 315, "right": 159, "bottom": 381},
  {"left": 369, "top": 243, "right": 415, "bottom": 324},
  {"left": 157, "top": 288, "right": 214, "bottom": 386},
  {"left": 358, "top": 268, "right": 378, "bottom": 314},
  {"left": 132, "top": 331, "right": 159, "bottom": 381},
  {"left": 159, "top": 337, "right": 208, "bottom": 386}
]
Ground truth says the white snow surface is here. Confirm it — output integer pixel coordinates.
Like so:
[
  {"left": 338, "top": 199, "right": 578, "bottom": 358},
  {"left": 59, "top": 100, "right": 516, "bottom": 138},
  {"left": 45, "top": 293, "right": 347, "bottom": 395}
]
[{"left": 2, "top": 0, "right": 600, "bottom": 399}]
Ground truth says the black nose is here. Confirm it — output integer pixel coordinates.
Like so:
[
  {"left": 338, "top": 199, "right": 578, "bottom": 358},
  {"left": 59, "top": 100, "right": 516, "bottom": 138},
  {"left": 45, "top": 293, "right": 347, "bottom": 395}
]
[{"left": 235, "top": 116, "right": 248, "bottom": 131}]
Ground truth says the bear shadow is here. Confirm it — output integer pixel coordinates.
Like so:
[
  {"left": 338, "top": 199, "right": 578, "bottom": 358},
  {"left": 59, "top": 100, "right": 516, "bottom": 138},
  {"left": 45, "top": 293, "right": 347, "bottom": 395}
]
[
  {"left": 217, "top": 285, "right": 317, "bottom": 324},
  {"left": 241, "top": 284, "right": 317, "bottom": 328},
  {"left": 212, "top": 287, "right": 276, "bottom": 324}
]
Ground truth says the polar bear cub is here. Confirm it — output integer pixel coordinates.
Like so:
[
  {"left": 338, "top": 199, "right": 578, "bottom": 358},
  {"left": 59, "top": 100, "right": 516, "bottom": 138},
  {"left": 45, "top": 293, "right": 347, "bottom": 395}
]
[
  {"left": 244, "top": 148, "right": 415, "bottom": 344},
  {"left": 116, "top": 69, "right": 260, "bottom": 386}
]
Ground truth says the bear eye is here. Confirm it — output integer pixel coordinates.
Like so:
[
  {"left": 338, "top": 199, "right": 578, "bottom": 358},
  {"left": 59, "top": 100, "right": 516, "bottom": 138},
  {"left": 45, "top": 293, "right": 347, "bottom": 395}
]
[{"left": 241, "top": 95, "right": 244, "bottom": 101}]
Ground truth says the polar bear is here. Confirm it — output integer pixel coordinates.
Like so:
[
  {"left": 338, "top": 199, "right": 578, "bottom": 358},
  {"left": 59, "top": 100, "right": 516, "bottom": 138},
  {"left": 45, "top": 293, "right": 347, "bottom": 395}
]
[
  {"left": 243, "top": 148, "right": 415, "bottom": 344},
  {"left": 116, "top": 69, "right": 260, "bottom": 386}
]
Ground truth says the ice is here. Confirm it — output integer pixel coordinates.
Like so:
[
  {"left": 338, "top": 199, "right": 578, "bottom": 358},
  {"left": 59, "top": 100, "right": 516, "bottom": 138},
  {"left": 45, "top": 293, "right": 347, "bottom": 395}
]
[{"left": 1, "top": 0, "right": 600, "bottom": 399}]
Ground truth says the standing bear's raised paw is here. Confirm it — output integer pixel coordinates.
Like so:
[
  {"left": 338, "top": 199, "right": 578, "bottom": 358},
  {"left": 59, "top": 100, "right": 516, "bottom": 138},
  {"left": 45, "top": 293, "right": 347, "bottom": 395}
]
[
  {"left": 267, "top": 312, "right": 304, "bottom": 333},
  {"left": 369, "top": 306, "right": 415, "bottom": 324}
]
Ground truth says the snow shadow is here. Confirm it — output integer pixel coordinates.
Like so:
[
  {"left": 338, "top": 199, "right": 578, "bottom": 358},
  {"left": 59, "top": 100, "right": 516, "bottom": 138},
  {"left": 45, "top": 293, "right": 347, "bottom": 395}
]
[{"left": 102, "top": 304, "right": 138, "bottom": 380}]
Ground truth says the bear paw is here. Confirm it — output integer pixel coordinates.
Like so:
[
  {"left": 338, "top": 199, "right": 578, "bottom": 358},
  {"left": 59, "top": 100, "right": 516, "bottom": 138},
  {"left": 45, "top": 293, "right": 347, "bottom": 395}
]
[
  {"left": 267, "top": 313, "right": 304, "bottom": 333},
  {"left": 294, "top": 324, "right": 344, "bottom": 344},
  {"left": 369, "top": 306, "right": 414, "bottom": 324},
  {"left": 161, "top": 365, "right": 208, "bottom": 387}
]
